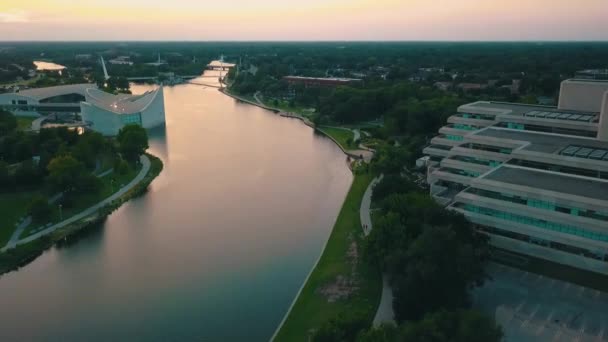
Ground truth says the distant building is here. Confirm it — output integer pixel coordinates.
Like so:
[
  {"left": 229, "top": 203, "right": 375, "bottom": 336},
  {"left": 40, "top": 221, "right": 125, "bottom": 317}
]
[
  {"left": 575, "top": 69, "right": 608, "bottom": 80},
  {"left": 207, "top": 60, "right": 236, "bottom": 70},
  {"left": 434, "top": 81, "right": 452, "bottom": 91},
  {"left": 109, "top": 56, "right": 134, "bottom": 66},
  {"left": 283, "top": 76, "right": 362, "bottom": 87},
  {"left": 75, "top": 54, "right": 92, "bottom": 60},
  {"left": 456, "top": 83, "right": 488, "bottom": 92},
  {"left": 423, "top": 79, "right": 608, "bottom": 275},
  {"left": 0, "top": 83, "right": 165, "bottom": 136}
]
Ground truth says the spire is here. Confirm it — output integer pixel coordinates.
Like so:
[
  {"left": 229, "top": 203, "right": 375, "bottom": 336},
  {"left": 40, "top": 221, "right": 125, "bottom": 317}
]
[{"left": 100, "top": 55, "right": 110, "bottom": 80}]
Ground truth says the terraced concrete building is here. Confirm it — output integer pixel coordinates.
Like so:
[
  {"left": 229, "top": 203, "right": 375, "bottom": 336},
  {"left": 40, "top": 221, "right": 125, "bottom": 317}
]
[{"left": 424, "top": 79, "right": 608, "bottom": 274}]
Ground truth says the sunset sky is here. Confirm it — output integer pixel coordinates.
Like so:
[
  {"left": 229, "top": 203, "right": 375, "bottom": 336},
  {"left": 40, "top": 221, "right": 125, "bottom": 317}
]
[{"left": 1, "top": 0, "right": 607, "bottom": 41}]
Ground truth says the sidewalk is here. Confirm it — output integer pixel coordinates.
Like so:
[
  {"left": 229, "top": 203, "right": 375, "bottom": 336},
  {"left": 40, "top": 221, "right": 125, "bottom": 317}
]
[{"left": 359, "top": 175, "right": 396, "bottom": 326}]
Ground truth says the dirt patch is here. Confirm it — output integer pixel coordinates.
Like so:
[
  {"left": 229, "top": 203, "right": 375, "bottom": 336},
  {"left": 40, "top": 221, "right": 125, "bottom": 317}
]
[{"left": 318, "top": 234, "right": 361, "bottom": 302}]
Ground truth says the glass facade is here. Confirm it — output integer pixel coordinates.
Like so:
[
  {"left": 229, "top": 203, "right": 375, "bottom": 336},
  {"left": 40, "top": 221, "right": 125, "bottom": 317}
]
[
  {"left": 467, "top": 188, "right": 608, "bottom": 223},
  {"left": 451, "top": 155, "right": 502, "bottom": 167},
  {"left": 461, "top": 204, "right": 608, "bottom": 242},
  {"left": 459, "top": 113, "right": 494, "bottom": 121},
  {"left": 452, "top": 123, "right": 479, "bottom": 131},
  {"left": 440, "top": 167, "right": 480, "bottom": 178},
  {"left": 506, "top": 122, "right": 525, "bottom": 130},
  {"left": 462, "top": 143, "right": 512, "bottom": 154},
  {"left": 445, "top": 134, "right": 464, "bottom": 141},
  {"left": 121, "top": 113, "right": 142, "bottom": 125}
]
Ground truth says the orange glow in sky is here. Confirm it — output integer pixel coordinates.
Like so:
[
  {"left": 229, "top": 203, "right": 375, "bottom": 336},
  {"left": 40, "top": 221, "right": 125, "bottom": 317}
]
[{"left": 0, "top": 0, "right": 607, "bottom": 41}]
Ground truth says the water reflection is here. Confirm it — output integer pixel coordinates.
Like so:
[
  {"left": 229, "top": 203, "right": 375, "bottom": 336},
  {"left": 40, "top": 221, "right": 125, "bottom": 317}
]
[{"left": 0, "top": 72, "right": 352, "bottom": 341}]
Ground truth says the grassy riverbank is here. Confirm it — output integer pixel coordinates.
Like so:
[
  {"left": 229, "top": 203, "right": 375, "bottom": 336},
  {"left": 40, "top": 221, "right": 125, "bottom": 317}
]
[
  {"left": 0, "top": 153, "right": 163, "bottom": 276},
  {"left": 317, "top": 127, "right": 355, "bottom": 151},
  {"left": 274, "top": 172, "right": 382, "bottom": 342}
]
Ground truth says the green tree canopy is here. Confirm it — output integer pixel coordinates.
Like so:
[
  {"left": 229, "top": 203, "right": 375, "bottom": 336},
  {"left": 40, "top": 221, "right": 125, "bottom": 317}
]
[
  {"left": 46, "top": 154, "right": 86, "bottom": 193},
  {"left": 28, "top": 195, "right": 53, "bottom": 223},
  {"left": 117, "top": 125, "right": 149, "bottom": 163},
  {"left": 358, "top": 310, "right": 503, "bottom": 342},
  {"left": 0, "top": 110, "right": 17, "bottom": 136}
]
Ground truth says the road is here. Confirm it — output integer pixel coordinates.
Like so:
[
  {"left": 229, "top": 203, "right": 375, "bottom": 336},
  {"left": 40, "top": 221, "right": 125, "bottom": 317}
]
[
  {"left": 2, "top": 155, "right": 150, "bottom": 250},
  {"left": 359, "top": 175, "right": 395, "bottom": 326}
]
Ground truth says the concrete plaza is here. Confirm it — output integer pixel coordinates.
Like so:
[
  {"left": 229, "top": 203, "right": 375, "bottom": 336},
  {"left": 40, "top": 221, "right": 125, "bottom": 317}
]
[{"left": 475, "top": 262, "right": 608, "bottom": 342}]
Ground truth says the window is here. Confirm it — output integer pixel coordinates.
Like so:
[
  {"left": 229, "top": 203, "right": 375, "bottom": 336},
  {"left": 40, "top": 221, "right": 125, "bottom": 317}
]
[{"left": 460, "top": 204, "right": 608, "bottom": 242}]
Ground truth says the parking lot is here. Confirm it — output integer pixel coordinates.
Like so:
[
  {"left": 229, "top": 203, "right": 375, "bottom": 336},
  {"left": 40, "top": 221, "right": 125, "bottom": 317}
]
[{"left": 474, "top": 263, "right": 608, "bottom": 341}]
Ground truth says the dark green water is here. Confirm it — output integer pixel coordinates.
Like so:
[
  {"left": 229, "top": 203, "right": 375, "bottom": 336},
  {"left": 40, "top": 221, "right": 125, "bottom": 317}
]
[{"left": 0, "top": 75, "right": 352, "bottom": 341}]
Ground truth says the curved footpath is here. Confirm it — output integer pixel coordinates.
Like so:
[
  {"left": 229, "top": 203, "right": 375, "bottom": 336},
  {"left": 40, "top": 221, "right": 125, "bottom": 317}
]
[
  {"left": 359, "top": 175, "right": 396, "bottom": 326},
  {"left": 2, "top": 155, "right": 151, "bottom": 251}
]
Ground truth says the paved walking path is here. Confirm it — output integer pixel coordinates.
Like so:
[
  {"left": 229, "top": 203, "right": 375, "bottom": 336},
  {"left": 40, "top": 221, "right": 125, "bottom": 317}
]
[
  {"left": 2, "top": 155, "right": 150, "bottom": 251},
  {"left": 359, "top": 175, "right": 395, "bottom": 326}
]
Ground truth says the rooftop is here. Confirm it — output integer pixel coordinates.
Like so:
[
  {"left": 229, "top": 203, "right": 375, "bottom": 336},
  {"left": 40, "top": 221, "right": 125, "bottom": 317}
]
[
  {"left": 465, "top": 101, "right": 598, "bottom": 120},
  {"left": 283, "top": 76, "right": 362, "bottom": 82},
  {"left": 472, "top": 128, "right": 608, "bottom": 154},
  {"left": 15, "top": 84, "right": 95, "bottom": 101},
  {"left": 482, "top": 166, "right": 608, "bottom": 202},
  {"left": 84, "top": 87, "right": 162, "bottom": 114}
]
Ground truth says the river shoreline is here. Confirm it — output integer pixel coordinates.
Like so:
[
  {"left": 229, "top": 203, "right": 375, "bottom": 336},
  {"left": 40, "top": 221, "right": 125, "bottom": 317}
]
[
  {"left": 0, "top": 153, "right": 164, "bottom": 276},
  {"left": 219, "top": 87, "right": 381, "bottom": 341},
  {"left": 220, "top": 89, "right": 369, "bottom": 161}
]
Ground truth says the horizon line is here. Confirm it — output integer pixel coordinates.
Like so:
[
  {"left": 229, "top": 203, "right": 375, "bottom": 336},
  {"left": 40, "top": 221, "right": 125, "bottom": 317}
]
[{"left": 1, "top": 39, "right": 608, "bottom": 44}]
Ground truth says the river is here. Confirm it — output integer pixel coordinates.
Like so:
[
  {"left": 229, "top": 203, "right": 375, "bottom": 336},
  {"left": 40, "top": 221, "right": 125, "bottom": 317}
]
[{"left": 0, "top": 72, "right": 353, "bottom": 341}]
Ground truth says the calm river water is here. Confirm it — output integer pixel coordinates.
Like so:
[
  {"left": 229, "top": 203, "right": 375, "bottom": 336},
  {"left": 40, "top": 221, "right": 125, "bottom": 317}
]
[{"left": 0, "top": 72, "right": 352, "bottom": 341}]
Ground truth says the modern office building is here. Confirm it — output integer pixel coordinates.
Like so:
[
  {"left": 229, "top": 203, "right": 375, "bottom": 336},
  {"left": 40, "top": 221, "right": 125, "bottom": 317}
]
[
  {"left": 424, "top": 79, "right": 608, "bottom": 275},
  {"left": 0, "top": 84, "right": 165, "bottom": 136}
]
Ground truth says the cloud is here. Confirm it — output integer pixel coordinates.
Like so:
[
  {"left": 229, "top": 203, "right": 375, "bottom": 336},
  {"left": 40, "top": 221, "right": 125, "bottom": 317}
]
[{"left": 0, "top": 10, "right": 28, "bottom": 23}]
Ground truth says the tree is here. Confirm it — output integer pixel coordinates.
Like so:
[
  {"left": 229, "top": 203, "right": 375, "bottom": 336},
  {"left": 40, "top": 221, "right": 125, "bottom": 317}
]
[
  {"left": 0, "top": 161, "right": 12, "bottom": 190},
  {"left": 312, "top": 313, "right": 369, "bottom": 342},
  {"left": 117, "top": 125, "right": 149, "bottom": 163},
  {"left": 46, "top": 155, "right": 86, "bottom": 193},
  {"left": 358, "top": 310, "right": 503, "bottom": 342},
  {"left": 14, "top": 160, "right": 43, "bottom": 187},
  {"left": 399, "top": 310, "right": 503, "bottom": 342},
  {"left": 28, "top": 195, "right": 53, "bottom": 223},
  {"left": 0, "top": 110, "right": 17, "bottom": 136},
  {"left": 114, "top": 158, "right": 131, "bottom": 175},
  {"left": 371, "top": 174, "right": 418, "bottom": 203},
  {"left": 364, "top": 190, "right": 489, "bottom": 322}
]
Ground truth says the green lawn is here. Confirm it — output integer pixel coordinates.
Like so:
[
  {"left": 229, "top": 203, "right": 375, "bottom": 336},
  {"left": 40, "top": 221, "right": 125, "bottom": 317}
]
[
  {"left": 318, "top": 127, "right": 355, "bottom": 150},
  {"left": 274, "top": 173, "right": 382, "bottom": 342},
  {"left": 263, "top": 99, "right": 314, "bottom": 117},
  {"left": 16, "top": 116, "right": 35, "bottom": 131},
  {"left": 0, "top": 191, "right": 41, "bottom": 246}
]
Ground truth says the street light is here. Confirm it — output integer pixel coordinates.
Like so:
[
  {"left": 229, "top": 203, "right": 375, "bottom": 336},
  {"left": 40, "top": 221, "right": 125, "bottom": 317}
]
[{"left": 59, "top": 204, "right": 63, "bottom": 220}]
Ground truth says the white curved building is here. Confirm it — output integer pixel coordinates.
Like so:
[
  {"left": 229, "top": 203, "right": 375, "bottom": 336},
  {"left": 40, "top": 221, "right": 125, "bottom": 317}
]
[
  {"left": 0, "top": 83, "right": 165, "bottom": 136},
  {"left": 0, "top": 83, "right": 92, "bottom": 116},
  {"left": 81, "top": 87, "right": 165, "bottom": 136}
]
